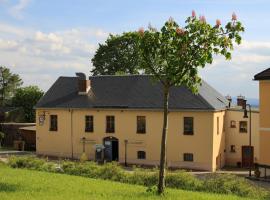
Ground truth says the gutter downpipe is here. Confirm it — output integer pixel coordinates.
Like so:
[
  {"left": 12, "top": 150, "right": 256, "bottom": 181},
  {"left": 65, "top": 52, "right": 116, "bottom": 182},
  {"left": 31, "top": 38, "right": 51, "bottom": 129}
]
[{"left": 70, "top": 109, "right": 74, "bottom": 159}]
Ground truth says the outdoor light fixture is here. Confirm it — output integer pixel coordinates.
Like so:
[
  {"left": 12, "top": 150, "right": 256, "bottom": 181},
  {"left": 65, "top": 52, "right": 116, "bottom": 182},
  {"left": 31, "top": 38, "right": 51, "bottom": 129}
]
[{"left": 242, "top": 99, "right": 252, "bottom": 177}]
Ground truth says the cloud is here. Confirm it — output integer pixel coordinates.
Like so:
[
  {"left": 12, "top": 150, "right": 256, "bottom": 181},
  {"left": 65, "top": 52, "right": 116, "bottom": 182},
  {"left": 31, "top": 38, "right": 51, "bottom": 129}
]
[
  {"left": 200, "top": 40, "right": 270, "bottom": 98},
  {"left": 0, "top": 23, "right": 109, "bottom": 91},
  {"left": 8, "top": 0, "right": 31, "bottom": 19}
]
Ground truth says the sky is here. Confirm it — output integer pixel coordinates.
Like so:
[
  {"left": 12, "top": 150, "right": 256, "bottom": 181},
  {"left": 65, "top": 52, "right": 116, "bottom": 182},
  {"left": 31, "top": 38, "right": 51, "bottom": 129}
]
[{"left": 0, "top": 0, "right": 270, "bottom": 98}]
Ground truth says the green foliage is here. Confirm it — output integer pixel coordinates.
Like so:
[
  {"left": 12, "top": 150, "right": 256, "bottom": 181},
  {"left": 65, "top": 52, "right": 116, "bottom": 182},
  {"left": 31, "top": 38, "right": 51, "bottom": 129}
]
[
  {"left": 91, "top": 32, "right": 141, "bottom": 75},
  {"left": 202, "top": 173, "right": 269, "bottom": 199},
  {"left": 7, "top": 156, "right": 269, "bottom": 199},
  {"left": 12, "top": 85, "right": 44, "bottom": 122},
  {"left": 0, "top": 66, "right": 23, "bottom": 106},
  {"left": 137, "top": 16, "right": 244, "bottom": 91},
  {"left": 0, "top": 164, "right": 253, "bottom": 200},
  {"left": 166, "top": 171, "right": 202, "bottom": 190}
]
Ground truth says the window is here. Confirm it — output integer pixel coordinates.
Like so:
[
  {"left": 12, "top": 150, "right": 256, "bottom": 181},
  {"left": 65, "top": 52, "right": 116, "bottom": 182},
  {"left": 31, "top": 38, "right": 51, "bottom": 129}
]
[
  {"left": 137, "top": 116, "right": 146, "bottom": 134},
  {"left": 217, "top": 117, "right": 220, "bottom": 134},
  {"left": 106, "top": 116, "right": 115, "bottom": 133},
  {"left": 85, "top": 115, "right": 93, "bottom": 132},
  {"left": 137, "top": 151, "right": 146, "bottom": 159},
  {"left": 239, "top": 121, "right": 247, "bottom": 133},
  {"left": 50, "top": 115, "right": 57, "bottom": 131},
  {"left": 230, "top": 145, "right": 236, "bottom": 153},
  {"left": 183, "top": 153, "right": 193, "bottom": 162},
  {"left": 183, "top": 117, "right": 193, "bottom": 135},
  {"left": 230, "top": 120, "right": 236, "bottom": 128}
]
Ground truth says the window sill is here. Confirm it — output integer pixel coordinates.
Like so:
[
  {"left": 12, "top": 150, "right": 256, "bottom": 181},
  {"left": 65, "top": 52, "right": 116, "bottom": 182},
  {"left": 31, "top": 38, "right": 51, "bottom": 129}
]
[{"left": 183, "top": 132, "right": 194, "bottom": 135}]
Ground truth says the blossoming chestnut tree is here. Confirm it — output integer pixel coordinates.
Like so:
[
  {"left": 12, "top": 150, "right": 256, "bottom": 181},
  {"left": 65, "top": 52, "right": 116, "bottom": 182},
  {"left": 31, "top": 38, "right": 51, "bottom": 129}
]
[{"left": 137, "top": 11, "right": 244, "bottom": 194}]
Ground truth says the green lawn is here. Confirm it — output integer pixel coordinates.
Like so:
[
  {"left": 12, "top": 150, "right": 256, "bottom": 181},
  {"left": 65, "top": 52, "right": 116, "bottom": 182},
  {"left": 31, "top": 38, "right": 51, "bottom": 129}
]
[{"left": 0, "top": 164, "right": 252, "bottom": 200}]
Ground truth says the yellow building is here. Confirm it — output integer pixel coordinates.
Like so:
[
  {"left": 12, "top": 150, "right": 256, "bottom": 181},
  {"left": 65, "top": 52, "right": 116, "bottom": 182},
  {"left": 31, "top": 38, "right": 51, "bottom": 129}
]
[
  {"left": 35, "top": 73, "right": 259, "bottom": 172},
  {"left": 254, "top": 68, "right": 270, "bottom": 177}
]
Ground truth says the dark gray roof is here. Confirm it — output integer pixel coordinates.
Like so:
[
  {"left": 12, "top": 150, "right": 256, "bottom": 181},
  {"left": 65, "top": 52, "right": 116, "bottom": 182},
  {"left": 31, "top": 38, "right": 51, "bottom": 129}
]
[
  {"left": 254, "top": 68, "right": 270, "bottom": 80},
  {"left": 36, "top": 75, "right": 228, "bottom": 111}
]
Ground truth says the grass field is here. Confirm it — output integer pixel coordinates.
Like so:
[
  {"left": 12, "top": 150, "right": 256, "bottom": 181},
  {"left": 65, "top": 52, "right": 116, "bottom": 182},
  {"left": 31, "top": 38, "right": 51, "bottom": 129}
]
[{"left": 0, "top": 163, "right": 254, "bottom": 200}]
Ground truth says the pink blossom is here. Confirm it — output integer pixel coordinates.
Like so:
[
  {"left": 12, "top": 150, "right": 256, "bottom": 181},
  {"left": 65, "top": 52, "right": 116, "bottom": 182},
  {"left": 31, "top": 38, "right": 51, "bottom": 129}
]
[
  {"left": 192, "top": 10, "right": 196, "bottom": 18},
  {"left": 216, "top": 19, "right": 221, "bottom": 27},
  {"left": 176, "top": 28, "right": 185, "bottom": 35},
  {"left": 168, "top": 17, "right": 174, "bottom": 25},
  {"left": 138, "top": 27, "right": 144, "bottom": 36},
  {"left": 232, "top": 12, "right": 237, "bottom": 21},
  {"left": 199, "top": 15, "right": 206, "bottom": 23}
]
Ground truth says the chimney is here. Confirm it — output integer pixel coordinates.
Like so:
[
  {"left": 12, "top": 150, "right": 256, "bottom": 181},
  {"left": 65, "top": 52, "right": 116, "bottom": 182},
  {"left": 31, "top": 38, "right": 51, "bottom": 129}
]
[
  {"left": 225, "top": 95, "right": 232, "bottom": 108},
  {"left": 237, "top": 95, "right": 246, "bottom": 109},
  {"left": 76, "top": 73, "right": 91, "bottom": 95}
]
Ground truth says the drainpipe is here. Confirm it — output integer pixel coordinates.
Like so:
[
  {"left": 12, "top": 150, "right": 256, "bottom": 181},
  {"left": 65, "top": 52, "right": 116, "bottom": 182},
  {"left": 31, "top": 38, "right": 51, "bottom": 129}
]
[{"left": 70, "top": 109, "right": 74, "bottom": 159}]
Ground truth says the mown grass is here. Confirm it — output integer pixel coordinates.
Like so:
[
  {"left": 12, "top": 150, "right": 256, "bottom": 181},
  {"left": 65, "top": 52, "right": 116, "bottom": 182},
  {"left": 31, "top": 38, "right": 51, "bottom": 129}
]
[{"left": 0, "top": 164, "right": 253, "bottom": 200}]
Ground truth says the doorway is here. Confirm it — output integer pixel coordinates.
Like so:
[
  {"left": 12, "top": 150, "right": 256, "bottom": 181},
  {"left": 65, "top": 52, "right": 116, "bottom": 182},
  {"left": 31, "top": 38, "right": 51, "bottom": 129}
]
[
  {"left": 242, "top": 146, "right": 254, "bottom": 168},
  {"left": 103, "top": 137, "right": 119, "bottom": 162}
]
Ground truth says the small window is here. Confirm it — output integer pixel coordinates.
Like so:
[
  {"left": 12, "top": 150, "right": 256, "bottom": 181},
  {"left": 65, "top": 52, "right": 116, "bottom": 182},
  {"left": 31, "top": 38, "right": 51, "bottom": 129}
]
[
  {"left": 230, "top": 145, "right": 236, "bottom": 153},
  {"left": 106, "top": 116, "right": 115, "bottom": 133},
  {"left": 183, "top": 153, "right": 193, "bottom": 162},
  {"left": 184, "top": 117, "right": 193, "bottom": 135},
  {"left": 217, "top": 117, "right": 220, "bottom": 135},
  {"left": 50, "top": 115, "right": 57, "bottom": 131},
  {"left": 239, "top": 121, "right": 247, "bottom": 133},
  {"left": 230, "top": 120, "right": 236, "bottom": 128},
  {"left": 137, "top": 151, "right": 146, "bottom": 159},
  {"left": 85, "top": 115, "right": 93, "bottom": 132},
  {"left": 137, "top": 116, "right": 146, "bottom": 134}
]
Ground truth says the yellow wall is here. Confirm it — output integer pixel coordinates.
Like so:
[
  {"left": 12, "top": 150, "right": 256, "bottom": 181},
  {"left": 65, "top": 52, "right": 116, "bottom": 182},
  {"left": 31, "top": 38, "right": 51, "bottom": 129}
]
[
  {"left": 212, "top": 111, "right": 226, "bottom": 171},
  {"left": 36, "top": 109, "right": 225, "bottom": 171},
  {"left": 259, "top": 80, "right": 270, "bottom": 165},
  {"left": 225, "top": 109, "right": 259, "bottom": 166}
]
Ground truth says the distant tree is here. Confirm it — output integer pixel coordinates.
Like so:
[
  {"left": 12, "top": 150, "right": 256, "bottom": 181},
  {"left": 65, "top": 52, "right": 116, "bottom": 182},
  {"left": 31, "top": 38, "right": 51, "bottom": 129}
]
[
  {"left": 12, "top": 86, "right": 44, "bottom": 122},
  {"left": 137, "top": 12, "right": 244, "bottom": 194},
  {"left": 91, "top": 32, "right": 141, "bottom": 75},
  {"left": 0, "top": 66, "right": 23, "bottom": 106}
]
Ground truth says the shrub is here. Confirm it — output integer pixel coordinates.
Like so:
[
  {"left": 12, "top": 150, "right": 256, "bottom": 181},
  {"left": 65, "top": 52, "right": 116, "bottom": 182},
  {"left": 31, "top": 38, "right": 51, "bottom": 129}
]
[
  {"left": 166, "top": 170, "right": 202, "bottom": 190},
  {"left": 6, "top": 156, "right": 269, "bottom": 199},
  {"left": 202, "top": 173, "right": 269, "bottom": 199}
]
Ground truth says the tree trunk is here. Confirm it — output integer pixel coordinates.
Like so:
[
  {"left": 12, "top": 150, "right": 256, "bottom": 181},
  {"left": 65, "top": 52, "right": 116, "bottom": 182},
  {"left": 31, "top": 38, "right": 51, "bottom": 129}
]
[{"left": 158, "top": 85, "right": 169, "bottom": 194}]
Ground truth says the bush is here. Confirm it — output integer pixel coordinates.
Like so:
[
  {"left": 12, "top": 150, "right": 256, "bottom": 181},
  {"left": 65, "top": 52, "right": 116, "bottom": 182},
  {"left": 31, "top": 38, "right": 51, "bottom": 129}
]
[
  {"left": 166, "top": 170, "right": 202, "bottom": 190},
  {"left": 202, "top": 173, "right": 269, "bottom": 199},
  {"left": 6, "top": 156, "right": 269, "bottom": 199}
]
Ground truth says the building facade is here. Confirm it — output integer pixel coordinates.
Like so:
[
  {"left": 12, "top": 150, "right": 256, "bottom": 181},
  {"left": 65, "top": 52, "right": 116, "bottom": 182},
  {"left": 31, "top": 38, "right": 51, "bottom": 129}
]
[
  {"left": 254, "top": 68, "right": 270, "bottom": 177},
  {"left": 35, "top": 74, "right": 259, "bottom": 172}
]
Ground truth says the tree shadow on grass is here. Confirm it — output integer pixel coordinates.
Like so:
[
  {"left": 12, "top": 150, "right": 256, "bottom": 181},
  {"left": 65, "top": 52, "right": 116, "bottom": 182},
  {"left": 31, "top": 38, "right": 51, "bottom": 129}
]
[{"left": 0, "top": 182, "right": 19, "bottom": 192}]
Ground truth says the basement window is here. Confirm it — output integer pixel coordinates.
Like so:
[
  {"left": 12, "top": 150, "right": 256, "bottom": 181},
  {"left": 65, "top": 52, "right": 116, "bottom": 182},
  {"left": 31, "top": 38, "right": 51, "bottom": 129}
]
[
  {"left": 230, "top": 145, "right": 236, "bottom": 153},
  {"left": 230, "top": 120, "right": 236, "bottom": 128},
  {"left": 183, "top": 153, "right": 193, "bottom": 162},
  {"left": 239, "top": 121, "right": 247, "bottom": 133},
  {"left": 137, "top": 151, "right": 146, "bottom": 159}
]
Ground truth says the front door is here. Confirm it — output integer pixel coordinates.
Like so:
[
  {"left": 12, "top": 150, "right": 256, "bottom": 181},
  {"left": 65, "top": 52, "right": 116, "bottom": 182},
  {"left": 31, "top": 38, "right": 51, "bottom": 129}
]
[
  {"left": 242, "top": 146, "right": 254, "bottom": 168},
  {"left": 103, "top": 137, "right": 119, "bottom": 162}
]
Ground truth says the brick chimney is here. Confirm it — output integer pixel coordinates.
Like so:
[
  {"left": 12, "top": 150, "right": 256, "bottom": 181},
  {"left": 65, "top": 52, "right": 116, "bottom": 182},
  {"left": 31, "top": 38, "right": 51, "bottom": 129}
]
[
  {"left": 237, "top": 95, "right": 246, "bottom": 108},
  {"left": 76, "top": 73, "right": 90, "bottom": 95},
  {"left": 225, "top": 95, "right": 232, "bottom": 108}
]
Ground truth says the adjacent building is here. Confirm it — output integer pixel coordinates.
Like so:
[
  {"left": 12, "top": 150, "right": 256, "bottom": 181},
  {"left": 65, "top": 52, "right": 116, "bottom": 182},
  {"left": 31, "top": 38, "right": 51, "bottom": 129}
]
[
  {"left": 35, "top": 73, "right": 259, "bottom": 171},
  {"left": 254, "top": 68, "right": 270, "bottom": 177}
]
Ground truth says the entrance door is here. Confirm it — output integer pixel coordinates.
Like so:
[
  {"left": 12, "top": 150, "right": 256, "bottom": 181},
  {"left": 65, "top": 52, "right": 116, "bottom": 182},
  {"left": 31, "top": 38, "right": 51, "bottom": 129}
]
[
  {"left": 242, "top": 146, "right": 254, "bottom": 168},
  {"left": 103, "top": 137, "right": 119, "bottom": 162}
]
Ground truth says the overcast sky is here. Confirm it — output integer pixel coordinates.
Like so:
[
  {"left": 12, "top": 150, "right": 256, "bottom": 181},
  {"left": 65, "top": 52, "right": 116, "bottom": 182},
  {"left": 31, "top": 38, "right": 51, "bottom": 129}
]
[{"left": 0, "top": 0, "right": 269, "bottom": 98}]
